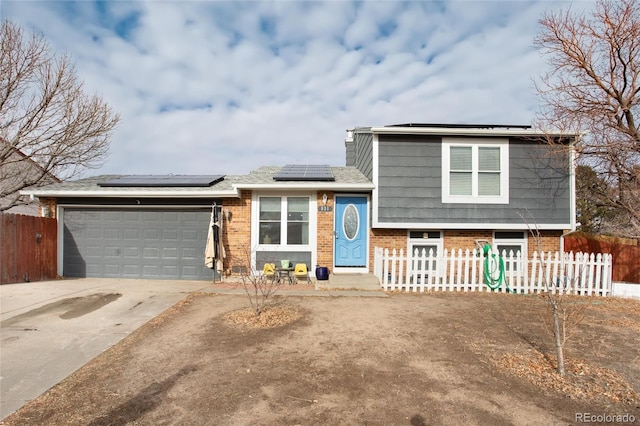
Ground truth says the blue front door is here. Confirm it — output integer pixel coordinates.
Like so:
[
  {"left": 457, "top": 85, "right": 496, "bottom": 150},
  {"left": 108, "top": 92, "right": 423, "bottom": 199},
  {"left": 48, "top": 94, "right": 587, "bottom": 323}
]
[{"left": 334, "top": 196, "right": 367, "bottom": 267}]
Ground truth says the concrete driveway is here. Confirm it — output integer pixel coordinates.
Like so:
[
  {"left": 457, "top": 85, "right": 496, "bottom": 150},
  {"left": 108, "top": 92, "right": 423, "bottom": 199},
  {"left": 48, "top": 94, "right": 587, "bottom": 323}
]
[{"left": 0, "top": 278, "right": 210, "bottom": 420}]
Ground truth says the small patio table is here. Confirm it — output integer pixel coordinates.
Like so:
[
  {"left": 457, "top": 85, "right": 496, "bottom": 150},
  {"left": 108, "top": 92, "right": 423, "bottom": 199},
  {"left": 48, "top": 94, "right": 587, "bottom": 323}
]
[{"left": 276, "top": 267, "right": 295, "bottom": 285}]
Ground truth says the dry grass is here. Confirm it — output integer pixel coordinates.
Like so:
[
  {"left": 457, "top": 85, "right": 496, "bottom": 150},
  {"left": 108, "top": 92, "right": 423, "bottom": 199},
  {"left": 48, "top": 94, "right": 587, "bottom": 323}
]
[{"left": 495, "top": 350, "right": 639, "bottom": 405}]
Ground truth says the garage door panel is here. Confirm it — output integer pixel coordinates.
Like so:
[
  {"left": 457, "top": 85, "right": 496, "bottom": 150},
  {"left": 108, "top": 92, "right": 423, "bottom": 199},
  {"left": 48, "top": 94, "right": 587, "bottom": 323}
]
[
  {"left": 123, "top": 247, "right": 139, "bottom": 258},
  {"left": 143, "top": 229, "right": 161, "bottom": 240},
  {"left": 163, "top": 248, "right": 178, "bottom": 259},
  {"left": 104, "top": 263, "right": 122, "bottom": 275},
  {"left": 142, "top": 265, "right": 160, "bottom": 275},
  {"left": 123, "top": 229, "right": 139, "bottom": 240},
  {"left": 182, "top": 247, "right": 198, "bottom": 260},
  {"left": 143, "top": 247, "right": 160, "bottom": 259},
  {"left": 103, "top": 211, "right": 121, "bottom": 220},
  {"left": 63, "top": 208, "right": 213, "bottom": 280},
  {"left": 104, "top": 228, "right": 121, "bottom": 239},
  {"left": 182, "top": 230, "right": 198, "bottom": 241},
  {"left": 182, "top": 266, "right": 198, "bottom": 276},
  {"left": 161, "top": 211, "right": 179, "bottom": 221},
  {"left": 162, "top": 265, "right": 179, "bottom": 276},
  {"left": 85, "top": 228, "right": 101, "bottom": 239},
  {"left": 123, "top": 211, "right": 140, "bottom": 221},
  {"left": 182, "top": 211, "right": 201, "bottom": 222},
  {"left": 163, "top": 230, "right": 179, "bottom": 241}
]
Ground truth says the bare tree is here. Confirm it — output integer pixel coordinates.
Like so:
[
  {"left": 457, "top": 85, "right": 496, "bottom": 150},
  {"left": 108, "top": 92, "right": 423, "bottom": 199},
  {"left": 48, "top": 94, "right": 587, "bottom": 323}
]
[
  {"left": 534, "top": 0, "right": 640, "bottom": 238},
  {"left": 0, "top": 20, "right": 120, "bottom": 211},
  {"left": 518, "top": 208, "right": 593, "bottom": 377},
  {"left": 232, "top": 245, "right": 281, "bottom": 316},
  {"left": 530, "top": 227, "right": 594, "bottom": 376}
]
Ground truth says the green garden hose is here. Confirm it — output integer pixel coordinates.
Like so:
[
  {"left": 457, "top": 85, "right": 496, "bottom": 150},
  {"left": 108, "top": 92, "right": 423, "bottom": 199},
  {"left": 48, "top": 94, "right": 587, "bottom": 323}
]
[{"left": 482, "top": 244, "right": 514, "bottom": 293}]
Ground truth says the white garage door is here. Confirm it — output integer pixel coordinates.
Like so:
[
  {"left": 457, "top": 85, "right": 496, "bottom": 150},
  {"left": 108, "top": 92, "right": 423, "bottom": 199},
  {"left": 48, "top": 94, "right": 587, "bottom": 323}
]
[{"left": 62, "top": 208, "right": 214, "bottom": 280}]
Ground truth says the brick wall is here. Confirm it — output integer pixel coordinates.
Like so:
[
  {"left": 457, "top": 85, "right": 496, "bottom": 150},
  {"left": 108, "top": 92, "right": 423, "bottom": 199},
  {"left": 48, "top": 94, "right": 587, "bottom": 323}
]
[
  {"left": 316, "top": 191, "right": 334, "bottom": 270},
  {"left": 528, "top": 230, "right": 563, "bottom": 256},
  {"left": 444, "top": 230, "right": 493, "bottom": 251},
  {"left": 370, "top": 228, "right": 564, "bottom": 272},
  {"left": 222, "top": 190, "right": 252, "bottom": 276},
  {"left": 369, "top": 228, "right": 406, "bottom": 269},
  {"left": 39, "top": 197, "right": 57, "bottom": 218}
]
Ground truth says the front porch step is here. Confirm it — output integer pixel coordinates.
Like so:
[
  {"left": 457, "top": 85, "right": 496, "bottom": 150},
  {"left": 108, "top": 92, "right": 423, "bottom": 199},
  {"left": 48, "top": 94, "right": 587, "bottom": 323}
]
[{"left": 315, "top": 273, "right": 381, "bottom": 291}]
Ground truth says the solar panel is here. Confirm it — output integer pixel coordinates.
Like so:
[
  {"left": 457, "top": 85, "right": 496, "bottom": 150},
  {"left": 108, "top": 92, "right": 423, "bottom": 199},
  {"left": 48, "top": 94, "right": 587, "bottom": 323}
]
[
  {"left": 98, "top": 175, "right": 225, "bottom": 187},
  {"left": 273, "top": 165, "right": 335, "bottom": 182}
]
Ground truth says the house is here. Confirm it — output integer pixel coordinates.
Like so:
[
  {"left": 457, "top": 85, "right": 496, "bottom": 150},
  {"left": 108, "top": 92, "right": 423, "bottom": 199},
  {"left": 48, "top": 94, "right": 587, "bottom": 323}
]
[
  {"left": 22, "top": 167, "right": 374, "bottom": 281},
  {"left": 0, "top": 139, "right": 60, "bottom": 216},
  {"left": 21, "top": 123, "right": 579, "bottom": 282},
  {"left": 349, "top": 123, "right": 578, "bottom": 265}
]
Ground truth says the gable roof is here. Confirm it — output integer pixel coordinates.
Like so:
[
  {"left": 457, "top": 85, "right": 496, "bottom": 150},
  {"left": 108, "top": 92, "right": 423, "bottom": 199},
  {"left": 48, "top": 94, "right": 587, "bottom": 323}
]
[
  {"left": 0, "top": 139, "right": 61, "bottom": 184},
  {"left": 1, "top": 139, "right": 61, "bottom": 213}
]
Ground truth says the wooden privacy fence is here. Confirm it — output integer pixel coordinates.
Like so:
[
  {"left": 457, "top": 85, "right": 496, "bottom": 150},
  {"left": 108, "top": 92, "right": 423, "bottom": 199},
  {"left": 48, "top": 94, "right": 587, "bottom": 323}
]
[
  {"left": 1, "top": 213, "right": 57, "bottom": 284},
  {"left": 564, "top": 234, "right": 640, "bottom": 283},
  {"left": 374, "top": 247, "right": 613, "bottom": 296}
]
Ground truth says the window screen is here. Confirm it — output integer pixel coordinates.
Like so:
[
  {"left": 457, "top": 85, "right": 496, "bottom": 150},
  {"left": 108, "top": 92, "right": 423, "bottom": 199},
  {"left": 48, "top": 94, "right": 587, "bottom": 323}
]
[{"left": 450, "top": 146, "right": 472, "bottom": 195}]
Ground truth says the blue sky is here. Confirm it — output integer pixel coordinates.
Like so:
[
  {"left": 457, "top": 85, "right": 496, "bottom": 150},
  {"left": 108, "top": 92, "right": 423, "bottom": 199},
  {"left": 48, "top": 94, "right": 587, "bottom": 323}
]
[{"left": 1, "top": 1, "right": 592, "bottom": 176}]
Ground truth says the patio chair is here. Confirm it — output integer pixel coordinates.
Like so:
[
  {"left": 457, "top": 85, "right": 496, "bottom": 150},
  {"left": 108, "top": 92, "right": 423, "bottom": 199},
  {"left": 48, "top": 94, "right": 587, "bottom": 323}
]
[
  {"left": 294, "top": 263, "right": 310, "bottom": 284},
  {"left": 262, "top": 263, "right": 276, "bottom": 282}
]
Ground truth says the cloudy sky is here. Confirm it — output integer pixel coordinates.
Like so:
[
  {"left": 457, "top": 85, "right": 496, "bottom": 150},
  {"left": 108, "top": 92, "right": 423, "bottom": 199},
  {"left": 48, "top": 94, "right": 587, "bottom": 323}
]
[{"left": 1, "top": 1, "right": 591, "bottom": 177}]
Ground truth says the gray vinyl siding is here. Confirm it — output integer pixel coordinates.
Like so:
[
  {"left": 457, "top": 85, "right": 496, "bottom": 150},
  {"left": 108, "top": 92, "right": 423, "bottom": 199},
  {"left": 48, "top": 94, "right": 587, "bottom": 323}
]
[
  {"left": 345, "top": 139, "right": 355, "bottom": 166},
  {"left": 376, "top": 135, "right": 571, "bottom": 226},
  {"left": 348, "top": 131, "right": 373, "bottom": 180}
]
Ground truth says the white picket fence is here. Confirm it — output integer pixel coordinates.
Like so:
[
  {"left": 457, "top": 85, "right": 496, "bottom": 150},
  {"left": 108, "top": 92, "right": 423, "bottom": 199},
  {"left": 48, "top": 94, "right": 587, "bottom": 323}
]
[{"left": 373, "top": 247, "right": 613, "bottom": 296}]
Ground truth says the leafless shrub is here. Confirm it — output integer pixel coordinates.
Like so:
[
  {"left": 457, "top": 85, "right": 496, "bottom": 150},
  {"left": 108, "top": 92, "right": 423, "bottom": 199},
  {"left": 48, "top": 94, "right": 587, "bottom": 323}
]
[
  {"left": 527, "top": 222, "right": 592, "bottom": 376},
  {"left": 232, "top": 245, "right": 280, "bottom": 316}
]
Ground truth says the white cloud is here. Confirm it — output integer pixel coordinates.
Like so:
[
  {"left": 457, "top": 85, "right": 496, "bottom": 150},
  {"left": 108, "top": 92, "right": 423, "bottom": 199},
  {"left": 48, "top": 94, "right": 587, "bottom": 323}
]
[{"left": 1, "top": 0, "right": 583, "bottom": 176}]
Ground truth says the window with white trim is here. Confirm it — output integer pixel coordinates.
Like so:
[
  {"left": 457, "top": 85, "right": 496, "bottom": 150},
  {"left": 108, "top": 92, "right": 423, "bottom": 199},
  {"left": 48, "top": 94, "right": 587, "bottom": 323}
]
[
  {"left": 408, "top": 231, "right": 442, "bottom": 274},
  {"left": 493, "top": 231, "right": 527, "bottom": 274},
  {"left": 259, "top": 196, "right": 309, "bottom": 246},
  {"left": 442, "top": 138, "right": 509, "bottom": 204}
]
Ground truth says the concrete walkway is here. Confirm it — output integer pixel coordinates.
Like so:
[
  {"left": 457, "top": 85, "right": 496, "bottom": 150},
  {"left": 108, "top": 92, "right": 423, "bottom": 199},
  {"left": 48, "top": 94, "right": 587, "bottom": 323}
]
[{"left": 0, "top": 278, "right": 386, "bottom": 420}]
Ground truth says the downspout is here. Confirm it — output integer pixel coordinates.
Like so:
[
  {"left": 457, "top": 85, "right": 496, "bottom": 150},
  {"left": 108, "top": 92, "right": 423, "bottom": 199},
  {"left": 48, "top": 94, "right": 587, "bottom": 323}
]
[{"left": 561, "top": 132, "right": 583, "bottom": 254}]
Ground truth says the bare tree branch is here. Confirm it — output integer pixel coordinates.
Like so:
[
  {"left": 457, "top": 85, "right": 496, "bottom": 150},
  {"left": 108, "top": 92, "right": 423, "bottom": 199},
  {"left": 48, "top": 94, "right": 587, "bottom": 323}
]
[
  {"left": 534, "top": 0, "right": 640, "bottom": 238},
  {"left": 0, "top": 20, "right": 120, "bottom": 211}
]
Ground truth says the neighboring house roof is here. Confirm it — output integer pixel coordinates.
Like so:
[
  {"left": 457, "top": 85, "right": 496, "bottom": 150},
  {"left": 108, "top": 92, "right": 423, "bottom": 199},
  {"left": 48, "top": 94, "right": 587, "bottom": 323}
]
[
  {"left": 21, "top": 166, "right": 374, "bottom": 199},
  {"left": 1, "top": 139, "right": 60, "bottom": 214}
]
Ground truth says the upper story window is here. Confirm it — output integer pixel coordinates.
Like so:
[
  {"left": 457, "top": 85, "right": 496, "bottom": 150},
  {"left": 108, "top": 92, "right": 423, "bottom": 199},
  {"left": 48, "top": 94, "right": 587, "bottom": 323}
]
[
  {"left": 442, "top": 138, "right": 509, "bottom": 204},
  {"left": 259, "top": 196, "right": 309, "bottom": 245}
]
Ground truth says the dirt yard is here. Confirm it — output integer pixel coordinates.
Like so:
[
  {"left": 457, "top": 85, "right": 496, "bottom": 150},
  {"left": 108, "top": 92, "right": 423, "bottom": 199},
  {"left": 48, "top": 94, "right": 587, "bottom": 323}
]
[{"left": 3, "top": 290, "right": 639, "bottom": 425}]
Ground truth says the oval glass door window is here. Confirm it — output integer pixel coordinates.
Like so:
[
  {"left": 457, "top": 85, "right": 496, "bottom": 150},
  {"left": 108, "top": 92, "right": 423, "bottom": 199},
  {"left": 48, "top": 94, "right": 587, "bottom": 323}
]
[{"left": 343, "top": 204, "right": 359, "bottom": 240}]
